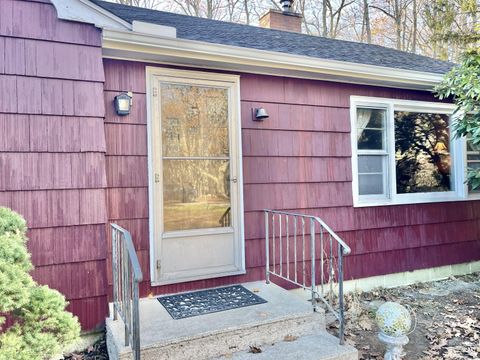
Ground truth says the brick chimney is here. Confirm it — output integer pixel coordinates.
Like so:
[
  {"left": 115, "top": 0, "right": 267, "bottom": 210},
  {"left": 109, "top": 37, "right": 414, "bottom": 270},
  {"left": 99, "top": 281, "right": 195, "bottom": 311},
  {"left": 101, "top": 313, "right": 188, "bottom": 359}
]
[{"left": 259, "top": 0, "right": 302, "bottom": 33}]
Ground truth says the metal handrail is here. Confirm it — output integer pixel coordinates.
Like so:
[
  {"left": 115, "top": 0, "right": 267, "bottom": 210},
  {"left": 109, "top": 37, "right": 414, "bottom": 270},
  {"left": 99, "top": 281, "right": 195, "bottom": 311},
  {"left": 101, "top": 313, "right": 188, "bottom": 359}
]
[
  {"left": 111, "top": 223, "right": 143, "bottom": 360},
  {"left": 264, "top": 209, "right": 351, "bottom": 345},
  {"left": 219, "top": 206, "right": 231, "bottom": 227}
]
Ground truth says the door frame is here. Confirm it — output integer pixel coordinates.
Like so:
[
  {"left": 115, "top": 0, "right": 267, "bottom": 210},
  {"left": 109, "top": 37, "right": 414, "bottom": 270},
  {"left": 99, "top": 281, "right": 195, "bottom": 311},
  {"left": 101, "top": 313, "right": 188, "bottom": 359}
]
[{"left": 146, "top": 66, "right": 245, "bottom": 286}]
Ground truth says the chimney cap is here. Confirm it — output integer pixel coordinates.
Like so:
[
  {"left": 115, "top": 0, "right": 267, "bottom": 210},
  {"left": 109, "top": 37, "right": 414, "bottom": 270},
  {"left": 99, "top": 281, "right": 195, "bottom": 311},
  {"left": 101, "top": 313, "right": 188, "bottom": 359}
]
[{"left": 280, "top": 0, "right": 293, "bottom": 13}]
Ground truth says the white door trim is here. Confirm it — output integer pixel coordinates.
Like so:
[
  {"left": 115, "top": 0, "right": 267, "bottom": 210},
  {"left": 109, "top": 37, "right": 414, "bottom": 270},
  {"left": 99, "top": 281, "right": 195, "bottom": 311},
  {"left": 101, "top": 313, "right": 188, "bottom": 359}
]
[{"left": 146, "top": 66, "right": 245, "bottom": 286}]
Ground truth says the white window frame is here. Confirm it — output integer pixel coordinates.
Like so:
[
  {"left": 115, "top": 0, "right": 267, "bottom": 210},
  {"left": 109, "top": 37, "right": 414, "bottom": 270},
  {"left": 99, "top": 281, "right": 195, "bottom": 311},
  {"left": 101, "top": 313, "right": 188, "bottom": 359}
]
[
  {"left": 465, "top": 135, "right": 480, "bottom": 200},
  {"left": 351, "top": 96, "right": 471, "bottom": 207}
]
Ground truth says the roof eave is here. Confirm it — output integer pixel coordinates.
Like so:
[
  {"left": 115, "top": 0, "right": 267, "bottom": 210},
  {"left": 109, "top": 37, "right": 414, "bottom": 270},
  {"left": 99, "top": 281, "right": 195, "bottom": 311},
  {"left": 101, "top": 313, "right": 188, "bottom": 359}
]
[
  {"left": 51, "top": 0, "right": 132, "bottom": 30},
  {"left": 102, "top": 28, "right": 445, "bottom": 91}
]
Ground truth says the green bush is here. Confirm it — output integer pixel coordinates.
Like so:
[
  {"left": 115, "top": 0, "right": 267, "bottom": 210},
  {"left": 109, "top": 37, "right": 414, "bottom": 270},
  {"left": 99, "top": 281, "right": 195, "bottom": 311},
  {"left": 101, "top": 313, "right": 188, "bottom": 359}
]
[
  {"left": 435, "top": 48, "right": 480, "bottom": 190},
  {"left": 0, "top": 207, "right": 80, "bottom": 360},
  {"left": 0, "top": 207, "right": 27, "bottom": 238}
]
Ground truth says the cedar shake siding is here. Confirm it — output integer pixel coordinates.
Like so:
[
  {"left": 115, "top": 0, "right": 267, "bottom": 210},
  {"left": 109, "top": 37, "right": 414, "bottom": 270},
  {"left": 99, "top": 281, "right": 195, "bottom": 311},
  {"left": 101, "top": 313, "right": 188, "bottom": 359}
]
[
  {"left": 103, "top": 59, "right": 480, "bottom": 299},
  {"left": 1, "top": 0, "right": 479, "bottom": 333},
  {"left": 103, "top": 59, "right": 266, "bottom": 298},
  {"left": 0, "top": 0, "right": 108, "bottom": 330}
]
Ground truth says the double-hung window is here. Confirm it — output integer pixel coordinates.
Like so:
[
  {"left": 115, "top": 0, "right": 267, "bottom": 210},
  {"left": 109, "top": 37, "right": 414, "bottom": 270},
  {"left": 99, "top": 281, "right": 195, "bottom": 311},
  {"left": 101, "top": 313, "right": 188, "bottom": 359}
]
[
  {"left": 351, "top": 96, "right": 471, "bottom": 206},
  {"left": 356, "top": 107, "right": 389, "bottom": 199},
  {"left": 467, "top": 136, "right": 480, "bottom": 194}
]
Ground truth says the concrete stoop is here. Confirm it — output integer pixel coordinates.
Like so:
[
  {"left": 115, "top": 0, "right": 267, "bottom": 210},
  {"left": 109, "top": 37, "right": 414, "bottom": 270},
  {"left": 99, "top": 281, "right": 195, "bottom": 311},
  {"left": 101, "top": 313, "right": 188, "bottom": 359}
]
[
  {"left": 106, "top": 281, "right": 358, "bottom": 360},
  {"left": 215, "top": 333, "right": 357, "bottom": 360}
]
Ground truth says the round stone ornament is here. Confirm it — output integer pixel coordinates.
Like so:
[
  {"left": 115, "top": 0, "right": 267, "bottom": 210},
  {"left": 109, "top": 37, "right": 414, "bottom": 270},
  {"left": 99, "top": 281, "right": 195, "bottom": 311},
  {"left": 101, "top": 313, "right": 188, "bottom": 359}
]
[{"left": 375, "top": 301, "right": 412, "bottom": 337}]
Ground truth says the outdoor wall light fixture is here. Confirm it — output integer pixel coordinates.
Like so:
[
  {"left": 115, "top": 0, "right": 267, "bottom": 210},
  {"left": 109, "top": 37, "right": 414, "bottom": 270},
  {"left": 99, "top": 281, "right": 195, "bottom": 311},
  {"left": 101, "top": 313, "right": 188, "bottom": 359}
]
[
  {"left": 114, "top": 92, "right": 133, "bottom": 116},
  {"left": 253, "top": 107, "right": 269, "bottom": 121}
]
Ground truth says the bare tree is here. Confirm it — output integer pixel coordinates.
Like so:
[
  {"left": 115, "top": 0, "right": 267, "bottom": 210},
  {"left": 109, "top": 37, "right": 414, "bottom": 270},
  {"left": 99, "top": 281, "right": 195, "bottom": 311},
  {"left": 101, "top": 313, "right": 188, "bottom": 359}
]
[
  {"left": 169, "top": 0, "right": 225, "bottom": 19},
  {"left": 362, "top": 0, "right": 372, "bottom": 42},
  {"left": 115, "top": 0, "right": 162, "bottom": 8},
  {"left": 243, "top": 0, "right": 251, "bottom": 23},
  {"left": 370, "top": 0, "right": 406, "bottom": 49},
  {"left": 328, "top": 1, "right": 355, "bottom": 38},
  {"left": 297, "top": 0, "right": 355, "bottom": 38},
  {"left": 107, "top": 0, "right": 479, "bottom": 61},
  {"left": 411, "top": 0, "right": 417, "bottom": 52}
]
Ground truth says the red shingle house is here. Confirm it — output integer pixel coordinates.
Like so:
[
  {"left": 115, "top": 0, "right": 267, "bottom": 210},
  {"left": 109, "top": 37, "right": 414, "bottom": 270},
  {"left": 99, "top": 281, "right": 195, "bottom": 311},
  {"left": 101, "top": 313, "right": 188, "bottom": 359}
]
[{"left": 1, "top": 0, "right": 479, "bottom": 343}]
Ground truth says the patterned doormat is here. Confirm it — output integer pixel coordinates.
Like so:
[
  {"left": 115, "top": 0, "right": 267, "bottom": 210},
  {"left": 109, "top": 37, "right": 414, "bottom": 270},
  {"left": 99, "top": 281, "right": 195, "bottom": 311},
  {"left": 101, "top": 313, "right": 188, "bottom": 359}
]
[{"left": 158, "top": 285, "right": 267, "bottom": 320}]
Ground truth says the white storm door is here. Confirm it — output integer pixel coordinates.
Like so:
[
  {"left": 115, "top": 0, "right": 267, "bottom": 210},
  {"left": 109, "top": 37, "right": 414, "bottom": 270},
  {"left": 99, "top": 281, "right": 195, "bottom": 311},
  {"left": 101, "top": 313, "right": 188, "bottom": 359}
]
[{"left": 149, "top": 69, "right": 244, "bottom": 285}]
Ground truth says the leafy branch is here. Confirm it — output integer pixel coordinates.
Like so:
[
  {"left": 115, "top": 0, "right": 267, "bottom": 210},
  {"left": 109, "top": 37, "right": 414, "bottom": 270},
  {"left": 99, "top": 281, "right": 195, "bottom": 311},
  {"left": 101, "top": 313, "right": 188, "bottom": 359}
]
[{"left": 435, "top": 49, "right": 480, "bottom": 190}]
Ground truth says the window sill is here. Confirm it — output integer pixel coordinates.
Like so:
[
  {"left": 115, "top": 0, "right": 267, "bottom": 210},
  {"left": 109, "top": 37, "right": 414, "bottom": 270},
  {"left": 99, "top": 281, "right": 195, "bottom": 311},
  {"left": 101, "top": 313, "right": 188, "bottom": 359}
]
[{"left": 354, "top": 194, "right": 480, "bottom": 208}]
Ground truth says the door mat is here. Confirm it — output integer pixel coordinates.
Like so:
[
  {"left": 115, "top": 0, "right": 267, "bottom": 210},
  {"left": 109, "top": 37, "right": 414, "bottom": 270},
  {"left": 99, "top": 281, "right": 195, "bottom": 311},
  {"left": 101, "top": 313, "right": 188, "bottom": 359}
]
[{"left": 158, "top": 285, "right": 267, "bottom": 320}]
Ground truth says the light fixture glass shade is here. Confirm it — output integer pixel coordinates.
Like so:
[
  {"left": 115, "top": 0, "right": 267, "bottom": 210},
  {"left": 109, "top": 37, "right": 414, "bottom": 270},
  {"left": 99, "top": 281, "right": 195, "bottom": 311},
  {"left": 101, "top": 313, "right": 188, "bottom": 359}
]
[
  {"left": 114, "top": 93, "right": 132, "bottom": 115},
  {"left": 254, "top": 107, "right": 269, "bottom": 120}
]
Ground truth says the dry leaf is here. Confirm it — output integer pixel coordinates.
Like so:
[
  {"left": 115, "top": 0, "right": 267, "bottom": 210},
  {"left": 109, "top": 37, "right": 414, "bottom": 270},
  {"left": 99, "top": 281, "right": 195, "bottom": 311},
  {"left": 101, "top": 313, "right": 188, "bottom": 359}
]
[
  {"left": 283, "top": 335, "right": 298, "bottom": 342},
  {"left": 325, "top": 273, "right": 480, "bottom": 360},
  {"left": 249, "top": 346, "right": 262, "bottom": 354},
  {"left": 358, "top": 317, "right": 373, "bottom": 331}
]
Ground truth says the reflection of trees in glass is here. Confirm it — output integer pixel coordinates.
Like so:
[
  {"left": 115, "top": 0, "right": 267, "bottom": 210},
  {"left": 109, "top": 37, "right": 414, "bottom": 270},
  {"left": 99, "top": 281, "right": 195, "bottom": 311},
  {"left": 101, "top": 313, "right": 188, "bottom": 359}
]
[
  {"left": 163, "top": 160, "right": 230, "bottom": 204},
  {"left": 466, "top": 138, "right": 480, "bottom": 193},
  {"left": 160, "top": 83, "right": 231, "bottom": 231},
  {"left": 394, "top": 111, "right": 451, "bottom": 193},
  {"left": 161, "top": 84, "right": 229, "bottom": 157},
  {"left": 357, "top": 108, "right": 385, "bottom": 150},
  {"left": 163, "top": 160, "right": 230, "bottom": 231}
]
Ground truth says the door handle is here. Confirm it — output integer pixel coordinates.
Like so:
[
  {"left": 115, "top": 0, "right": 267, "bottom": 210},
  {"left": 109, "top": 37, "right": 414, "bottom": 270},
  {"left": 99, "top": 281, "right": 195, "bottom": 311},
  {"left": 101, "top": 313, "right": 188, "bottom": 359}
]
[{"left": 230, "top": 177, "right": 237, "bottom": 183}]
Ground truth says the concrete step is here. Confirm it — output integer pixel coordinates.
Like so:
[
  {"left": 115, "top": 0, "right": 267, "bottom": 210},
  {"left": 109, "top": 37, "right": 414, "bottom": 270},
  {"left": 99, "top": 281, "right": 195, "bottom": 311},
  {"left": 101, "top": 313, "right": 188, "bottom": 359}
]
[
  {"left": 215, "top": 333, "right": 358, "bottom": 360},
  {"left": 106, "top": 281, "right": 344, "bottom": 360}
]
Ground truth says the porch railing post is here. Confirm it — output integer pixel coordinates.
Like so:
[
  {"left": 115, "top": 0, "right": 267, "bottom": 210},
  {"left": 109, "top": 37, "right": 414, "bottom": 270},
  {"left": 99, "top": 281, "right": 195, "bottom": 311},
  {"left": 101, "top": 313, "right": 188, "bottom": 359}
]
[
  {"left": 110, "top": 223, "right": 143, "bottom": 360},
  {"left": 112, "top": 228, "right": 118, "bottom": 321},
  {"left": 338, "top": 242, "right": 345, "bottom": 345},
  {"left": 265, "top": 211, "right": 270, "bottom": 284},
  {"left": 310, "top": 218, "right": 316, "bottom": 309},
  {"left": 263, "top": 209, "right": 351, "bottom": 345},
  {"left": 133, "top": 281, "right": 141, "bottom": 360}
]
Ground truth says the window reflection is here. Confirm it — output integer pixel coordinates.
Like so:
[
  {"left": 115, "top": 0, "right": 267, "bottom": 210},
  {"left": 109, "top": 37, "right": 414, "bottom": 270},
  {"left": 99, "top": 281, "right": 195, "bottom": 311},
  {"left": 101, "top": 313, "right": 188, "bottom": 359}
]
[
  {"left": 163, "top": 160, "right": 231, "bottom": 232},
  {"left": 467, "top": 137, "right": 480, "bottom": 193},
  {"left": 357, "top": 108, "right": 386, "bottom": 150},
  {"left": 160, "top": 82, "right": 231, "bottom": 232},
  {"left": 394, "top": 111, "right": 451, "bottom": 193},
  {"left": 161, "top": 83, "right": 229, "bottom": 157},
  {"left": 357, "top": 108, "right": 387, "bottom": 196}
]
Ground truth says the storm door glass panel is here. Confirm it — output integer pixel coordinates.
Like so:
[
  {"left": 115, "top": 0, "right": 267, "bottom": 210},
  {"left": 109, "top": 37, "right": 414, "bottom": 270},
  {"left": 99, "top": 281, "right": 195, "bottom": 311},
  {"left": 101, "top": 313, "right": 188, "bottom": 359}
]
[
  {"left": 161, "top": 83, "right": 231, "bottom": 232},
  {"left": 394, "top": 111, "right": 451, "bottom": 194},
  {"left": 357, "top": 108, "right": 387, "bottom": 196}
]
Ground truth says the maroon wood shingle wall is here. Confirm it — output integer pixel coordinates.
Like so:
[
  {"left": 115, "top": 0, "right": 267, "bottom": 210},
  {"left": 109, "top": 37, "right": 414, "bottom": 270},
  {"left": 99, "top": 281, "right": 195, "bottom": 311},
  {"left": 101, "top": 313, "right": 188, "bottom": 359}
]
[
  {"left": 241, "top": 74, "right": 480, "bottom": 280},
  {"left": 0, "top": 0, "right": 108, "bottom": 330},
  {"left": 3, "top": 1, "right": 478, "bottom": 332},
  {"left": 103, "top": 60, "right": 266, "bottom": 299},
  {"left": 103, "top": 59, "right": 480, "bottom": 299}
]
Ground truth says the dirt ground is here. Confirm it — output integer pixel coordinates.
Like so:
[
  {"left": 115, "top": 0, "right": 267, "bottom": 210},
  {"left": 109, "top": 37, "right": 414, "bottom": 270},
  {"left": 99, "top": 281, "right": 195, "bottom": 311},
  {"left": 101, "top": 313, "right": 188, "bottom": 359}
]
[
  {"left": 327, "top": 272, "right": 480, "bottom": 359},
  {"left": 63, "top": 335, "right": 108, "bottom": 360}
]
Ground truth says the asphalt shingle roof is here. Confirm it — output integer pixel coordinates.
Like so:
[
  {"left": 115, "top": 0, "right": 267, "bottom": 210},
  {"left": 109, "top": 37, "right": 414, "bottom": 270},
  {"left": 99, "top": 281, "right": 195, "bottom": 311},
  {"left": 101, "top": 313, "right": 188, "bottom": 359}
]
[{"left": 92, "top": 0, "right": 453, "bottom": 74}]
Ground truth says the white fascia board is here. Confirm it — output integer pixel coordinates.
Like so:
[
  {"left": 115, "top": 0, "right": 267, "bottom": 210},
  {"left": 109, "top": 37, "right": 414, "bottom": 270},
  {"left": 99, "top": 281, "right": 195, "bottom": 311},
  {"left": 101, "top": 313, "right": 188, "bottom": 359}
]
[
  {"left": 132, "top": 21, "right": 176, "bottom": 38},
  {"left": 50, "top": 0, "right": 132, "bottom": 30},
  {"left": 102, "top": 28, "right": 445, "bottom": 90}
]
